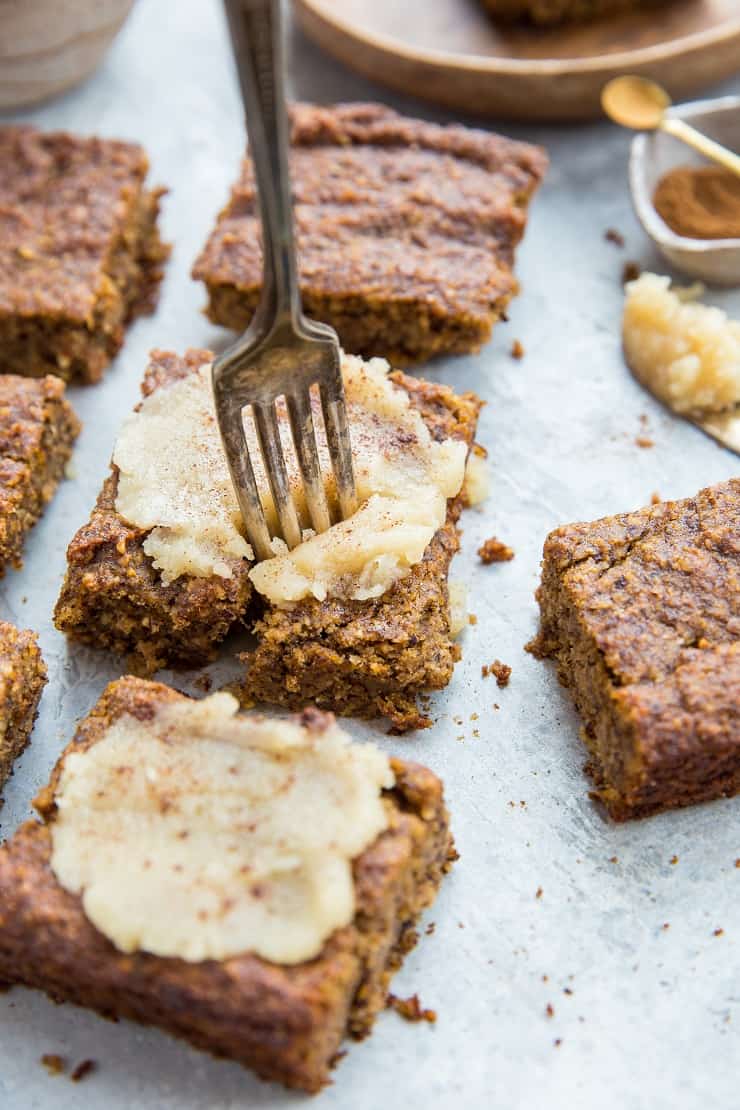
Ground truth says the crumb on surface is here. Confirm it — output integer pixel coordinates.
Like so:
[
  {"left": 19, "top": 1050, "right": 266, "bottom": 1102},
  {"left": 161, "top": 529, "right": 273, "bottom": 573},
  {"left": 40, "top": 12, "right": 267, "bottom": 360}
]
[
  {"left": 478, "top": 536, "right": 515, "bottom": 564},
  {"left": 650, "top": 491, "right": 661, "bottom": 505},
  {"left": 70, "top": 1060, "right": 97, "bottom": 1083},
  {"left": 387, "top": 993, "right": 437, "bottom": 1023},
  {"left": 546, "top": 1003, "right": 554, "bottom": 1018},
  {"left": 609, "top": 856, "right": 619, "bottom": 864},
  {"left": 670, "top": 855, "right": 679, "bottom": 865},
  {"left": 635, "top": 435, "right": 655, "bottom": 448},
  {"left": 536, "top": 887, "right": 543, "bottom": 899},
  {"left": 662, "top": 923, "right": 670, "bottom": 930},
  {"left": 482, "top": 660, "right": 512, "bottom": 687},
  {"left": 425, "top": 922, "right": 436, "bottom": 935},
  {"left": 713, "top": 928, "right": 725, "bottom": 937},
  {"left": 468, "top": 613, "right": 478, "bottom": 625},
  {"left": 554, "top": 1038, "right": 562, "bottom": 1047},
  {"left": 41, "top": 1055, "right": 65, "bottom": 1077},
  {"left": 623, "top": 260, "right": 641, "bottom": 283},
  {"left": 563, "top": 987, "right": 573, "bottom": 995},
  {"left": 605, "top": 228, "right": 625, "bottom": 247},
  {"left": 510, "top": 339, "right": 525, "bottom": 359}
]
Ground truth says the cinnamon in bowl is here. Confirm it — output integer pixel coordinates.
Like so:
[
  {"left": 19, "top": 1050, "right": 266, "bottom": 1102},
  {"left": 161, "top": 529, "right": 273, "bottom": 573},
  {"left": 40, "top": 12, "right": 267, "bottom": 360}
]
[{"left": 653, "top": 166, "right": 740, "bottom": 241}]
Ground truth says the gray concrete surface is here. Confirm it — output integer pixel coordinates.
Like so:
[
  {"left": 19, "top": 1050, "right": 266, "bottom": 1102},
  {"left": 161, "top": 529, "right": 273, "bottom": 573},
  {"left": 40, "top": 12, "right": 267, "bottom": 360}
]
[{"left": 0, "top": 3, "right": 737, "bottom": 1108}]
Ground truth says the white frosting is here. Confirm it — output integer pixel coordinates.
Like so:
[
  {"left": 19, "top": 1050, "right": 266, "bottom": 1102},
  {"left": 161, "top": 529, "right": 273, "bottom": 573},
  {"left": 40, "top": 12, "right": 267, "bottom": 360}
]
[
  {"left": 113, "top": 354, "right": 467, "bottom": 603},
  {"left": 49, "top": 693, "right": 394, "bottom": 965}
]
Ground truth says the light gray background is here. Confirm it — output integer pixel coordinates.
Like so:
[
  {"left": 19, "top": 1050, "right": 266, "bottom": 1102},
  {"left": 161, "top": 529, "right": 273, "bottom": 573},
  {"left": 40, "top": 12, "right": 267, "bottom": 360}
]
[{"left": 0, "top": 3, "right": 738, "bottom": 1108}]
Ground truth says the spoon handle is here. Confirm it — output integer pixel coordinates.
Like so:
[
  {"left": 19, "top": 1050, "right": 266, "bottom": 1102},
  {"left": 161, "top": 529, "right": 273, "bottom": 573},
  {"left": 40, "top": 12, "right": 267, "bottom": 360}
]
[{"left": 660, "top": 117, "right": 740, "bottom": 178}]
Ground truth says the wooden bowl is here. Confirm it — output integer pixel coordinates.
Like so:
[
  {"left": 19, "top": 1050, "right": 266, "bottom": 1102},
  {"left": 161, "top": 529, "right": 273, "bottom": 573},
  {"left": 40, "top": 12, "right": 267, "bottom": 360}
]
[
  {"left": 0, "top": 0, "right": 135, "bottom": 110},
  {"left": 294, "top": 0, "right": 740, "bottom": 122}
]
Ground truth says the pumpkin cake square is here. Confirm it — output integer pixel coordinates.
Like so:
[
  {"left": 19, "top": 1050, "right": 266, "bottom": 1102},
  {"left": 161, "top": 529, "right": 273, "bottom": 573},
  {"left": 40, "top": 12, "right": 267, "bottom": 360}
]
[
  {"left": 0, "top": 676, "right": 453, "bottom": 1093},
  {"left": 192, "top": 102, "right": 546, "bottom": 366},
  {"left": 54, "top": 347, "right": 481, "bottom": 730},
  {"left": 530, "top": 479, "right": 740, "bottom": 819},
  {"left": 0, "top": 126, "right": 169, "bottom": 384},
  {"left": 0, "top": 621, "right": 46, "bottom": 800},
  {"left": 0, "top": 373, "right": 80, "bottom": 572}
]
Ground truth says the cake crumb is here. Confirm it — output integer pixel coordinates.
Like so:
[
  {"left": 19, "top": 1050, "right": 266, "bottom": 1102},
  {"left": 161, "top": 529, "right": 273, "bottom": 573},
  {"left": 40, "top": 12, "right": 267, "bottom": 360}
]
[
  {"left": 713, "top": 928, "right": 725, "bottom": 937},
  {"left": 670, "top": 855, "right": 679, "bottom": 865},
  {"left": 650, "top": 491, "right": 661, "bottom": 505},
  {"left": 546, "top": 1003, "right": 555, "bottom": 1018},
  {"left": 623, "top": 260, "right": 641, "bottom": 283},
  {"left": 482, "top": 660, "right": 511, "bottom": 687},
  {"left": 605, "top": 228, "right": 625, "bottom": 247},
  {"left": 635, "top": 435, "right": 655, "bottom": 448},
  {"left": 734, "top": 859, "right": 740, "bottom": 868},
  {"left": 478, "top": 536, "right": 515, "bottom": 564},
  {"left": 70, "top": 1059, "right": 97, "bottom": 1083},
  {"left": 609, "top": 856, "right": 619, "bottom": 864},
  {"left": 536, "top": 886, "right": 543, "bottom": 899},
  {"left": 425, "top": 922, "right": 436, "bottom": 936},
  {"left": 387, "top": 993, "right": 437, "bottom": 1024},
  {"left": 510, "top": 339, "right": 525, "bottom": 360},
  {"left": 554, "top": 1038, "right": 562, "bottom": 1047},
  {"left": 468, "top": 613, "right": 478, "bottom": 625},
  {"left": 41, "top": 1055, "right": 65, "bottom": 1077},
  {"left": 662, "top": 922, "right": 670, "bottom": 931},
  {"left": 563, "top": 987, "right": 573, "bottom": 995}
]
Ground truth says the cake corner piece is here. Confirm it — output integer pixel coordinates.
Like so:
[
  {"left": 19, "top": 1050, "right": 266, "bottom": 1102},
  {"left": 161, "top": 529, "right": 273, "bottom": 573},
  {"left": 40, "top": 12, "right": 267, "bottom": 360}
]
[
  {"left": 0, "top": 373, "right": 80, "bottom": 574},
  {"left": 532, "top": 478, "right": 740, "bottom": 820},
  {"left": 0, "top": 676, "right": 453, "bottom": 1092},
  {"left": 0, "top": 125, "right": 170, "bottom": 384},
  {"left": 0, "top": 620, "right": 46, "bottom": 800}
]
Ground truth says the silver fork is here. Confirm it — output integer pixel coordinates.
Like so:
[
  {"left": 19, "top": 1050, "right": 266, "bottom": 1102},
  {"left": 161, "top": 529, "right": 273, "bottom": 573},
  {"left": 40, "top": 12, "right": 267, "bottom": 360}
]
[{"left": 212, "top": 0, "right": 357, "bottom": 563}]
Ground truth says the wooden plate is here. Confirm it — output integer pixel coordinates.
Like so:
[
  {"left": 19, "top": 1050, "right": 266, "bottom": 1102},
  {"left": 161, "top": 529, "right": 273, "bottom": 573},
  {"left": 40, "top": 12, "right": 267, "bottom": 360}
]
[{"left": 294, "top": 0, "right": 740, "bottom": 121}]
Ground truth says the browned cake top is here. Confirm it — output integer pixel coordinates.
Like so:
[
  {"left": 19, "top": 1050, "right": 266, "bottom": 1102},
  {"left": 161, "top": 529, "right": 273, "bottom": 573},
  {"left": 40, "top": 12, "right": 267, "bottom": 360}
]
[
  {"left": 0, "top": 127, "right": 150, "bottom": 321},
  {"left": 0, "top": 374, "right": 72, "bottom": 462},
  {"left": 544, "top": 479, "right": 739, "bottom": 686},
  {"left": 193, "top": 102, "right": 547, "bottom": 321},
  {"left": 0, "top": 620, "right": 45, "bottom": 701}
]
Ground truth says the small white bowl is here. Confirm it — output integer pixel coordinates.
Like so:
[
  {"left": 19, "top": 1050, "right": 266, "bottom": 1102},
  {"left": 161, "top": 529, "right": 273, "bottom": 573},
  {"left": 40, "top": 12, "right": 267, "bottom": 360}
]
[{"left": 630, "top": 95, "right": 740, "bottom": 286}]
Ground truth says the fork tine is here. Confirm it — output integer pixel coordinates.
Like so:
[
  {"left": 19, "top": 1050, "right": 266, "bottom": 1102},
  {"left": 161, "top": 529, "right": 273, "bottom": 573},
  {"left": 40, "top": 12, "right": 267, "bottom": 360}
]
[
  {"left": 286, "top": 388, "right": 332, "bottom": 535},
  {"left": 216, "top": 401, "right": 274, "bottom": 563},
  {"left": 253, "top": 400, "right": 303, "bottom": 550},
  {"left": 320, "top": 377, "right": 358, "bottom": 523}
]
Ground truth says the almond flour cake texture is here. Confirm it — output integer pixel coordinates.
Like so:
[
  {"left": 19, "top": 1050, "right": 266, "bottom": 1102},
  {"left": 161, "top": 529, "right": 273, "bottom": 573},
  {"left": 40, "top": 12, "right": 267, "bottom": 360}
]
[
  {"left": 55, "top": 348, "right": 482, "bottom": 730},
  {"left": 0, "top": 126, "right": 169, "bottom": 384},
  {"left": 193, "top": 102, "right": 546, "bottom": 366},
  {"left": 0, "top": 677, "right": 454, "bottom": 1092},
  {"left": 530, "top": 480, "right": 740, "bottom": 819}
]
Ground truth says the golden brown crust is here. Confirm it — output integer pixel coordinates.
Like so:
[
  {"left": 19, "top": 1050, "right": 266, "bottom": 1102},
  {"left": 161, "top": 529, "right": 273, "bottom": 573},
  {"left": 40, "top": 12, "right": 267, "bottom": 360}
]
[
  {"left": 243, "top": 372, "right": 481, "bottom": 730},
  {"left": 531, "top": 480, "right": 740, "bottom": 819},
  {"left": 0, "top": 127, "right": 169, "bottom": 383},
  {"left": 0, "top": 374, "right": 80, "bottom": 571},
  {"left": 0, "top": 677, "right": 452, "bottom": 1093},
  {"left": 54, "top": 351, "right": 481, "bottom": 727},
  {"left": 0, "top": 620, "right": 46, "bottom": 799},
  {"left": 192, "top": 102, "right": 546, "bottom": 365}
]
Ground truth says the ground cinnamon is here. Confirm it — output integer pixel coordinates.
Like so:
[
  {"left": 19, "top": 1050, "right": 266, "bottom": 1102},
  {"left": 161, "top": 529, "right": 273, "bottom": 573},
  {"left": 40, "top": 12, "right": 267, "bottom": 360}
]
[{"left": 653, "top": 165, "right": 740, "bottom": 240}]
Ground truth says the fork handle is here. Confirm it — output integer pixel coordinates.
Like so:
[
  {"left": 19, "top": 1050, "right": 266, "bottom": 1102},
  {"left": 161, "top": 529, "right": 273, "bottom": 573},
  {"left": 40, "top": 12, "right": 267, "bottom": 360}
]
[{"left": 223, "top": 0, "right": 300, "bottom": 325}]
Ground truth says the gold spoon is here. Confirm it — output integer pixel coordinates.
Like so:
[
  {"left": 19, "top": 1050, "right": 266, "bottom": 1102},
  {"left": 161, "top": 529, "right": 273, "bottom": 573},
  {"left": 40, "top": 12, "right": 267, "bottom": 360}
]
[{"left": 602, "top": 76, "right": 740, "bottom": 178}]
